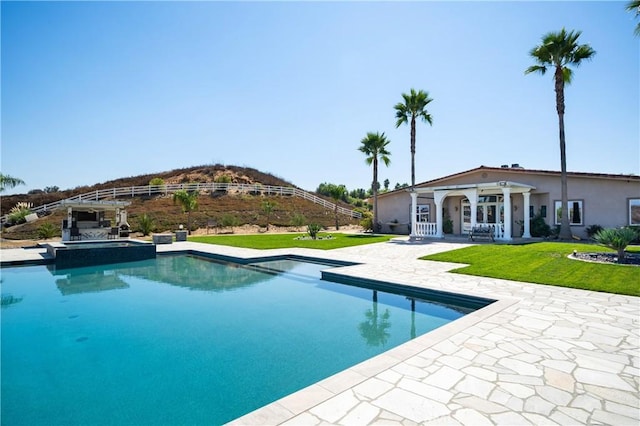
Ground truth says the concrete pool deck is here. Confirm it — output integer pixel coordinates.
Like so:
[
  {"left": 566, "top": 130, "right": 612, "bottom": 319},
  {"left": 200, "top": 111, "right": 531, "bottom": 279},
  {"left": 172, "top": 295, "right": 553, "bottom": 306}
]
[{"left": 2, "top": 238, "right": 638, "bottom": 425}]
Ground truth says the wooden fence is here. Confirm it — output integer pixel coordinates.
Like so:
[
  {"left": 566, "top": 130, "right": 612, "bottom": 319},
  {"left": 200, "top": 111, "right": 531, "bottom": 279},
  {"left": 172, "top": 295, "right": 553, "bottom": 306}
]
[{"left": 1, "top": 183, "right": 362, "bottom": 224}]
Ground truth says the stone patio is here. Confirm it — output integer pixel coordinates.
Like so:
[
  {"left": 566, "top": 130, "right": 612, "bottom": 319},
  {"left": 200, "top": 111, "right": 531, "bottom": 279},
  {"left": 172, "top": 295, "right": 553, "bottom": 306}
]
[{"left": 2, "top": 238, "right": 638, "bottom": 425}]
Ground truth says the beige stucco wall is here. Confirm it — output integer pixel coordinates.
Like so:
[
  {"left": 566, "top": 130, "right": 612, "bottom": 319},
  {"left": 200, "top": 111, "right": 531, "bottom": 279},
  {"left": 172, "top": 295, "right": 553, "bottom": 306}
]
[{"left": 377, "top": 168, "right": 640, "bottom": 238}]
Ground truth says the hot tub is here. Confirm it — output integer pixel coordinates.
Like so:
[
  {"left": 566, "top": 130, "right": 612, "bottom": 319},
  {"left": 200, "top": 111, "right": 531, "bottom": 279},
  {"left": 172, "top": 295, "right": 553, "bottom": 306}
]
[{"left": 45, "top": 240, "right": 156, "bottom": 269}]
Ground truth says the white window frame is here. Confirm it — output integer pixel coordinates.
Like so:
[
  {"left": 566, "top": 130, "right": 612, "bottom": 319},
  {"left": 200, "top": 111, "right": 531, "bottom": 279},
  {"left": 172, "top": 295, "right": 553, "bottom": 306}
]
[
  {"left": 416, "top": 204, "right": 430, "bottom": 223},
  {"left": 629, "top": 198, "right": 640, "bottom": 226},
  {"left": 554, "top": 200, "right": 583, "bottom": 226}
]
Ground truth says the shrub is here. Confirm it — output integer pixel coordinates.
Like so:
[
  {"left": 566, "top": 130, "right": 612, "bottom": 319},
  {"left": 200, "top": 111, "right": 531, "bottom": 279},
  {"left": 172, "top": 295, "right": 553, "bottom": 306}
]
[
  {"left": 307, "top": 223, "right": 322, "bottom": 240},
  {"left": 137, "top": 213, "right": 155, "bottom": 236},
  {"left": 37, "top": 222, "right": 58, "bottom": 239},
  {"left": 215, "top": 174, "right": 232, "bottom": 184},
  {"left": 594, "top": 227, "right": 638, "bottom": 262},
  {"left": 585, "top": 224, "right": 603, "bottom": 239},
  {"left": 220, "top": 213, "right": 240, "bottom": 227},
  {"left": 290, "top": 213, "right": 306, "bottom": 228},
  {"left": 530, "top": 212, "right": 552, "bottom": 238},
  {"left": 149, "top": 177, "right": 165, "bottom": 186},
  {"left": 623, "top": 226, "right": 640, "bottom": 244},
  {"left": 360, "top": 212, "right": 373, "bottom": 232},
  {"left": 8, "top": 202, "right": 33, "bottom": 225}
]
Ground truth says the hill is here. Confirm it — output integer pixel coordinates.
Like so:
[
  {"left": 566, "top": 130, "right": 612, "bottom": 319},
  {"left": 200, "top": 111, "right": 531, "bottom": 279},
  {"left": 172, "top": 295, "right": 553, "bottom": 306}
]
[{"left": 1, "top": 165, "right": 362, "bottom": 240}]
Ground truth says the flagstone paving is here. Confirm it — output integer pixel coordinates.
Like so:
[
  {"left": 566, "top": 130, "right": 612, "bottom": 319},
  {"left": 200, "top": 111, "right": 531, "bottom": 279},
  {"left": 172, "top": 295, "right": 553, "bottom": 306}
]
[{"left": 2, "top": 238, "right": 638, "bottom": 425}]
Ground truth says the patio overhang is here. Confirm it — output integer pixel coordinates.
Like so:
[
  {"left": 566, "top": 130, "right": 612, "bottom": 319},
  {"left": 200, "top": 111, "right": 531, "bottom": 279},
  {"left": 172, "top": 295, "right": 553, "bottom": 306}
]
[
  {"left": 412, "top": 181, "right": 536, "bottom": 196},
  {"left": 409, "top": 181, "right": 536, "bottom": 240},
  {"left": 58, "top": 200, "right": 131, "bottom": 211}
]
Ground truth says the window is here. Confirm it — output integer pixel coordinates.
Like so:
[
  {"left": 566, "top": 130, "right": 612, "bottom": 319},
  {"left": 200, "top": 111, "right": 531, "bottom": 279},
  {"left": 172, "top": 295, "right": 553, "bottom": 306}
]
[
  {"left": 629, "top": 198, "right": 640, "bottom": 226},
  {"left": 554, "top": 200, "right": 583, "bottom": 225},
  {"left": 416, "top": 205, "right": 430, "bottom": 222}
]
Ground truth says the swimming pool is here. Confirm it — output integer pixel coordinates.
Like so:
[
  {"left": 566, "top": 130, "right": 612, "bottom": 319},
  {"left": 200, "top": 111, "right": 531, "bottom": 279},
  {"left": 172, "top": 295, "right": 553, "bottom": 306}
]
[{"left": 1, "top": 254, "right": 493, "bottom": 425}]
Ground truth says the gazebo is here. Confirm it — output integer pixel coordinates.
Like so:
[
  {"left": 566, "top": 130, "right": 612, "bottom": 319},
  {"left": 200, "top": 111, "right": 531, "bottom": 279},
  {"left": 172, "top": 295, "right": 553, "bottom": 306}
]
[{"left": 58, "top": 200, "right": 131, "bottom": 241}]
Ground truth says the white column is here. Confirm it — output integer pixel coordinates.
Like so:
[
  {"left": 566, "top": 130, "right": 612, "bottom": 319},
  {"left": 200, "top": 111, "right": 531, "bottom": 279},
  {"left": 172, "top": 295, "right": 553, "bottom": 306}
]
[
  {"left": 462, "top": 189, "right": 478, "bottom": 231},
  {"left": 502, "top": 187, "right": 512, "bottom": 240},
  {"left": 522, "top": 192, "right": 532, "bottom": 238},
  {"left": 434, "top": 191, "right": 447, "bottom": 238},
  {"left": 410, "top": 191, "right": 418, "bottom": 238}
]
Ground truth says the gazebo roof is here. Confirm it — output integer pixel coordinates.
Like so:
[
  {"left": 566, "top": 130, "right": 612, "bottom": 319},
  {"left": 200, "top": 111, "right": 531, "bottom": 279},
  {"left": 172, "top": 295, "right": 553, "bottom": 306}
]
[{"left": 58, "top": 200, "right": 131, "bottom": 211}]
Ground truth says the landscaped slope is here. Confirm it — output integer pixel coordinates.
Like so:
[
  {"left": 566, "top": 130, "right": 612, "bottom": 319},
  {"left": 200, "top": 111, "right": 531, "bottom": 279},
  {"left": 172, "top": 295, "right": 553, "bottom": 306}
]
[{"left": 1, "top": 165, "right": 361, "bottom": 240}]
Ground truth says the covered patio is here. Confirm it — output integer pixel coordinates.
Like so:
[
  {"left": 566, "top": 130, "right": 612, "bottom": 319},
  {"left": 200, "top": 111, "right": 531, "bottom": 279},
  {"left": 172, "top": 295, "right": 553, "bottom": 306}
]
[
  {"left": 410, "top": 181, "right": 535, "bottom": 241},
  {"left": 58, "top": 200, "right": 131, "bottom": 241}
]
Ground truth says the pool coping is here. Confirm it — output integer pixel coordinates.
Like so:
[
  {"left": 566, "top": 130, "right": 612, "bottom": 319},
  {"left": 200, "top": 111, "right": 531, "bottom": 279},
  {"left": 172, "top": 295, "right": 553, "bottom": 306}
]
[{"left": 229, "top": 297, "right": 517, "bottom": 425}]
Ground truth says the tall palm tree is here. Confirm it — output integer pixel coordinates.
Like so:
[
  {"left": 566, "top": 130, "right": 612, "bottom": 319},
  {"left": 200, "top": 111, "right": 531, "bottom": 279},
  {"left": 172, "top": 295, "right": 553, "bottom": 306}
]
[
  {"left": 525, "top": 28, "right": 595, "bottom": 240},
  {"left": 627, "top": 1, "right": 640, "bottom": 36},
  {"left": 0, "top": 174, "right": 25, "bottom": 192},
  {"left": 358, "top": 132, "right": 391, "bottom": 233},
  {"left": 394, "top": 88, "right": 433, "bottom": 189},
  {"left": 172, "top": 190, "right": 199, "bottom": 233}
]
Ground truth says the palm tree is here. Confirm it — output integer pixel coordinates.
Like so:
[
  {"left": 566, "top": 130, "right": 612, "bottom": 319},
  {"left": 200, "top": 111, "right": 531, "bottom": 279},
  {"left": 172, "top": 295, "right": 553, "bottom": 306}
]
[
  {"left": 172, "top": 190, "right": 198, "bottom": 233},
  {"left": 0, "top": 174, "right": 25, "bottom": 192},
  {"left": 358, "top": 291, "right": 392, "bottom": 347},
  {"left": 358, "top": 132, "right": 391, "bottom": 233},
  {"left": 327, "top": 184, "right": 347, "bottom": 230},
  {"left": 627, "top": 1, "right": 640, "bottom": 36},
  {"left": 394, "top": 88, "right": 433, "bottom": 189},
  {"left": 525, "top": 28, "right": 595, "bottom": 240}
]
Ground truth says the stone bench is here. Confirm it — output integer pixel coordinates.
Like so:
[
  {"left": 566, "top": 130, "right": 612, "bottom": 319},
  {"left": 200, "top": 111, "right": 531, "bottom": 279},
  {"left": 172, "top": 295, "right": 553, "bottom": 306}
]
[
  {"left": 152, "top": 233, "right": 173, "bottom": 244},
  {"left": 468, "top": 225, "right": 495, "bottom": 242}
]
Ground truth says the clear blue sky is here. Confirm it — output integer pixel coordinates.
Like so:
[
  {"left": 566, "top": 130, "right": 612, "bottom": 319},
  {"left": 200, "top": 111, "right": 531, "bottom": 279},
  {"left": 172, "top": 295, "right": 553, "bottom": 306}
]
[{"left": 2, "top": 1, "right": 638, "bottom": 195}]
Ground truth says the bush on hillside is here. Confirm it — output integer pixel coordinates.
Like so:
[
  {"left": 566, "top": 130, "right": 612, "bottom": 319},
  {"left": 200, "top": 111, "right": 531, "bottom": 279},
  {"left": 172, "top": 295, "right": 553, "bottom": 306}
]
[
  {"left": 136, "top": 213, "right": 155, "bottom": 236},
  {"left": 7, "top": 202, "right": 33, "bottom": 225},
  {"left": 37, "top": 222, "right": 58, "bottom": 239}
]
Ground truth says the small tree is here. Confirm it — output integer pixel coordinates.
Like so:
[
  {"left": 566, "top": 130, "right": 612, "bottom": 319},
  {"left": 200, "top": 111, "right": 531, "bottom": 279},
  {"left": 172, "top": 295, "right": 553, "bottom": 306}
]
[
  {"left": 172, "top": 190, "right": 198, "bottom": 234},
  {"left": 37, "top": 223, "right": 58, "bottom": 239},
  {"left": 307, "top": 223, "right": 322, "bottom": 240},
  {"left": 593, "top": 227, "right": 637, "bottom": 262},
  {"left": 261, "top": 200, "right": 277, "bottom": 228},
  {"left": 137, "top": 214, "right": 155, "bottom": 236},
  {"left": 326, "top": 184, "right": 347, "bottom": 230}
]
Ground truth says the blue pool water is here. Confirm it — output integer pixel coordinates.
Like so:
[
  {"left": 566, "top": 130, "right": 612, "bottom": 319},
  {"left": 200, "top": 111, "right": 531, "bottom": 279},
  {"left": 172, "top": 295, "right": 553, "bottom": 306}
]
[{"left": 1, "top": 255, "right": 487, "bottom": 425}]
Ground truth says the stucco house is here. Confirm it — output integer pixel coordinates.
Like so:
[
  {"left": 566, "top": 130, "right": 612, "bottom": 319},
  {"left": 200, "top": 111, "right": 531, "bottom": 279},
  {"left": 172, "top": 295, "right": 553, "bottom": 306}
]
[{"left": 377, "top": 165, "right": 640, "bottom": 241}]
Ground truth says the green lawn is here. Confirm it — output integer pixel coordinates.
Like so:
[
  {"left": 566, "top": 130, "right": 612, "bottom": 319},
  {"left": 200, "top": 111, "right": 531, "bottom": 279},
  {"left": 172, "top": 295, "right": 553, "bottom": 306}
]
[
  {"left": 186, "top": 234, "right": 639, "bottom": 296},
  {"left": 421, "top": 242, "right": 640, "bottom": 296},
  {"left": 189, "top": 232, "right": 393, "bottom": 250}
]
